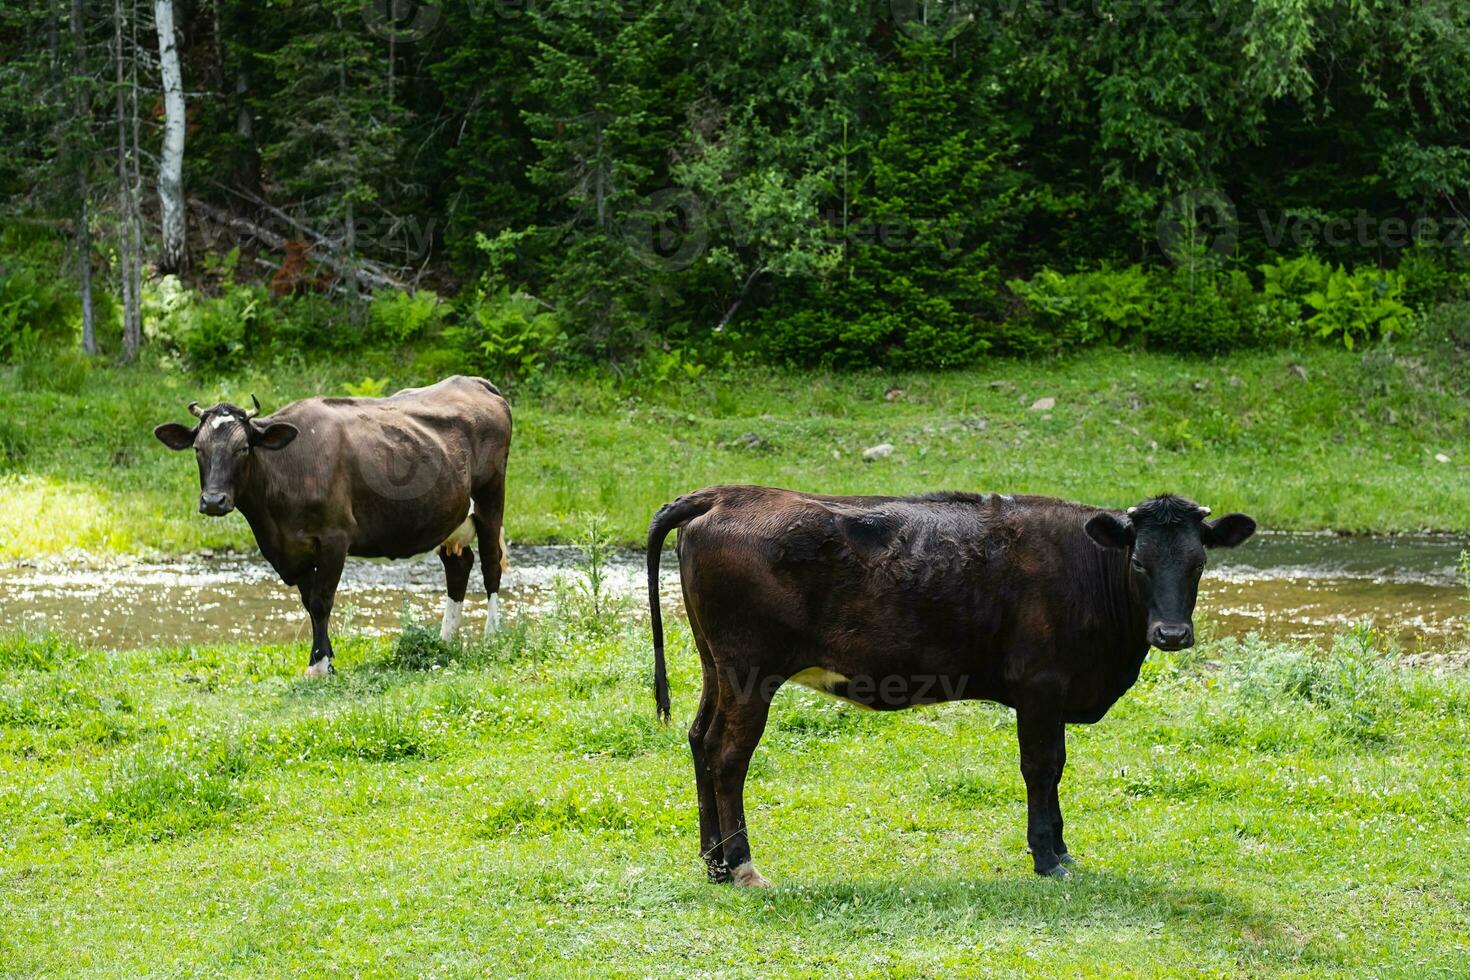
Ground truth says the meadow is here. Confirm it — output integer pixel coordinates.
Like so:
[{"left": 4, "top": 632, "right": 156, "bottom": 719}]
[
  {"left": 2, "top": 581, "right": 1469, "bottom": 976},
  {"left": 2, "top": 343, "right": 1468, "bottom": 975},
  {"left": 1, "top": 344, "right": 1469, "bottom": 561}
]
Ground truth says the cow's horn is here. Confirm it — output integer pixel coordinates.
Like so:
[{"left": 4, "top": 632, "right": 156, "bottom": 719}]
[
  {"left": 188, "top": 401, "right": 204, "bottom": 418},
  {"left": 1199, "top": 505, "right": 1212, "bottom": 516},
  {"left": 246, "top": 394, "right": 262, "bottom": 419},
  {"left": 1126, "top": 506, "right": 1137, "bottom": 516}
]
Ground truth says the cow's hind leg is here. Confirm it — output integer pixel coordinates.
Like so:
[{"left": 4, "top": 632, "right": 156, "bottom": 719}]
[
  {"left": 437, "top": 545, "right": 475, "bottom": 643},
  {"left": 689, "top": 655, "right": 728, "bottom": 882},
  {"left": 708, "top": 673, "right": 775, "bottom": 888},
  {"left": 471, "top": 475, "right": 507, "bottom": 639}
]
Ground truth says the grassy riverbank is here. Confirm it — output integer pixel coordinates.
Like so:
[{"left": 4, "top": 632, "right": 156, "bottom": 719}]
[
  {"left": 1, "top": 346, "right": 1468, "bottom": 559},
  {"left": 2, "top": 599, "right": 1468, "bottom": 975}
]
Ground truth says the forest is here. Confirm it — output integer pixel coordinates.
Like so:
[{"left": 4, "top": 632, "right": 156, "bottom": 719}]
[
  {"left": 3, "top": 0, "right": 1469, "bottom": 372},
  {"left": 6, "top": 4, "right": 1470, "bottom": 976}
]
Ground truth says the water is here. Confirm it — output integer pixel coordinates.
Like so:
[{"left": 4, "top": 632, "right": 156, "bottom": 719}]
[{"left": 0, "top": 533, "right": 1465, "bottom": 652}]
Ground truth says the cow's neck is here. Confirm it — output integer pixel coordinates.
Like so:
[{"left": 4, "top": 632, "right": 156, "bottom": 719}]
[
  {"left": 233, "top": 454, "right": 295, "bottom": 576},
  {"left": 1096, "top": 544, "right": 1148, "bottom": 649}
]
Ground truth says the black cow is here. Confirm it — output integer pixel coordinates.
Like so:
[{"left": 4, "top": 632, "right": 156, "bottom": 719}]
[
  {"left": 154, "top": 376, "right": 512, "bottom": 675},
  {"left": 647, "top": 486, "right": 1255, "bottom": 886}
]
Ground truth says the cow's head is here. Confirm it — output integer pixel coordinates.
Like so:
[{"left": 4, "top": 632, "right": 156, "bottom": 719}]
[
  {"left": 153, "top": 397, "right": 298, "bottom": 516},
  {"left": 1084, "top": 494, "right": 1255, "bottom": 651}
]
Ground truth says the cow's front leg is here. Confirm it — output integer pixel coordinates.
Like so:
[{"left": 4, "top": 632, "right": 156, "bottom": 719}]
[
  {"left": 437, "top": 543, "right": 475, "bottom": 643},
  {"left": 1051, "top": 722, "right": 1073, "bottom": 865},
  {"left": 302, "top": 542, "right": 348, "bottom": 677},
  {"left": 1016, "top": 701, "right": 1067, "bottom": 877}
]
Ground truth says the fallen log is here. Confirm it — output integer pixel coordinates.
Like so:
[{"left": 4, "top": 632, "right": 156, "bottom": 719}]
[{"left": 188, "top": 197, "right": 409, "bottom": 293}]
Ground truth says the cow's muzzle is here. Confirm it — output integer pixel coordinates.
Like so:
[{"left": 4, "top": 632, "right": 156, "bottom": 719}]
[
  {"left": 1149, "top": 622, "right": 1194, "bottom": 651},
  {"left": 199, "top": 491, "right": 234, "bottom": 516}
]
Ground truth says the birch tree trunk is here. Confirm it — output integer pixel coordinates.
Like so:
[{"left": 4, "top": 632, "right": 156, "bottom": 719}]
[{"left": 154, "top": 0, "right": 186, "bottom": 272}]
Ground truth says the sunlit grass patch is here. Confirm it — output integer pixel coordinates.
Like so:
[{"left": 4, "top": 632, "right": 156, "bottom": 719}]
[
  {"left": 256, "top": 701, "right": 448, "bottom": 764},
  {"left": 0, "top": 474, "right": 136, "bottom": 557},
  {"left": 475, "top": 791, "right": 636, "bottom": 839},
  {"left": 0, "top": 630, "right": 84, "bottom": 672},
  {"left": 555, "top": 710, "right": 675, "bottom": 759},
  {"left": 67, "top": 739, "right": 254, "bottom": 842},
  {"left": 932, "top": 771, "right": 1016, "bottom": 809}
]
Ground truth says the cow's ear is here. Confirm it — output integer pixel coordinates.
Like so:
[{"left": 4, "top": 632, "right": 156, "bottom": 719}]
[
  {"left": 154, "top": 423, "right": 197, "bottom": 450},
  {"left": 1201, "top": 513, "right": 1256, "bottom": 549},
  {"left": 1085, "top": 512, "right": 1135, "bottom": 550},
  {"left": 251, "top": 422, "right": 298, "bottom": 451}
]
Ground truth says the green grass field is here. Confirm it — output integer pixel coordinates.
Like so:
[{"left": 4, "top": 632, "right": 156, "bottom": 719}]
[
  {"left": 2, "top": 345, "right": 1468, "bottom": 559},
  {"left": 2, "top": 592, "right": 1468, "bottom": 976}
]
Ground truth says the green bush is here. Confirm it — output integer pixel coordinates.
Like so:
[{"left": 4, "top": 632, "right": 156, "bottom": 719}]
[
  {"left": 1305, "top": 266, "right": 1413, "bottom": 350},
  {"left": 1008, "top": 265, "right": 1154, "bottom": 348},
  {"left": 1423, "top": 300, "right": 1470, "bottom": 351},
  {"left": 436, "top": 287, "right": 562, "bottom": 380},
  {"left": 267, "top": 292, "right": 344, "bottom": 354},
  {"left": 1146, "top": 267, "right": 1276, "bottom": 352},
  {"left": 368, "top": 289, "right": 445, "bottom": 347},
  {"left": 179, "top": 286, "right": 272, "bottom": 375},
  {"left": 758, "top": 300, "right": 999, "bottom": 369},
  {"left": 0, "top": 261, "right": 75, "bottom": 361},
  {"left": 145, "top": 278, "right": 274, "bottom": 374},
  {"left": 1006, "top": 257, "right": 1419, "bottom": 354},
  {"left": 1396, "top": 246, "right": 1470, "bottom": 312},
  {"left": 1259, "top": 253, "right": 1331, "bottom": 321},
  {"left": 1010, "top": 264, "right": 1280, "bottom": 353}
]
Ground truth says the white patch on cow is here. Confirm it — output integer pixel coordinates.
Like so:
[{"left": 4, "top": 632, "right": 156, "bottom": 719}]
[
  {"left": 210, "top": 415, "right": 233, "bottom": 431},
  {"left": 304, "top": 657, "right": 332, "bottom": 678},
  {"left": 730, "top": 862, "right": 772, "bottom": 888},
  {"left": 788, "top": 668, "right": 876, "bottom": 709},
  {"left": 483, "top": 593, "right": 501, "bottom": 638},
  {"left": 441, "top": 515, "right": 475, "bottom": 557},
  {"left": 440, "top": 597, "right": 464, "bottom": 642},
  {"left": 790, "top": 667, "right": 850, "bottom": 693}
]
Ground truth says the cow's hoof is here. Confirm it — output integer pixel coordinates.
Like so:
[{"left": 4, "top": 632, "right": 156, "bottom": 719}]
[
  {"left": 705, "top": 861, "right": 732, "bottom": 885},
  {"left": 1038, "top": 863, "right": 1071, "bottom": 879},
  {"left": 1057, "top": 852, "right": 1077, "bottom": 866},
  {"left": 730, "top": 862, "right": 772, "bottom": 888},
  {"left": 304, "top": 658, "right": 332, "bottom": 679}
]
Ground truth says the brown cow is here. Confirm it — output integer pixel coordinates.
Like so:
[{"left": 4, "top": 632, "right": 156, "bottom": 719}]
[
  {"left": 647, "top": 486, "right": 1255, "bottom": 886},
  {"left": 154, "top": 376, "right": 511, "bottom": 675}
]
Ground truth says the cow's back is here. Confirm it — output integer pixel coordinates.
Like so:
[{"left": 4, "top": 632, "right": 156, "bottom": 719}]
[
  {"left": 259, "top": 376, "right": 510, "bottom": 559},
  {"left": 676, "top": 489, "right": 1028, "bottom": 688}
]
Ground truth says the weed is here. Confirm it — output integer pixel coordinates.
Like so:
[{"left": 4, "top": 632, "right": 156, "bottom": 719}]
[{"left": 68, "top": 739, "right": 254, "bottom": 842}]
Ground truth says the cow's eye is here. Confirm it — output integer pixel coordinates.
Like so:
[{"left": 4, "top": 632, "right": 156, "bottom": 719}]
[{"left": 1130, "top": 557, "right": 1146, "bottom": 573}]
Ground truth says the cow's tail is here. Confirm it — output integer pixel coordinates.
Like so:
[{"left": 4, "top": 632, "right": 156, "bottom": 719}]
[{"left": 647, "top": 493, "right": 715, "bottom": 724}]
